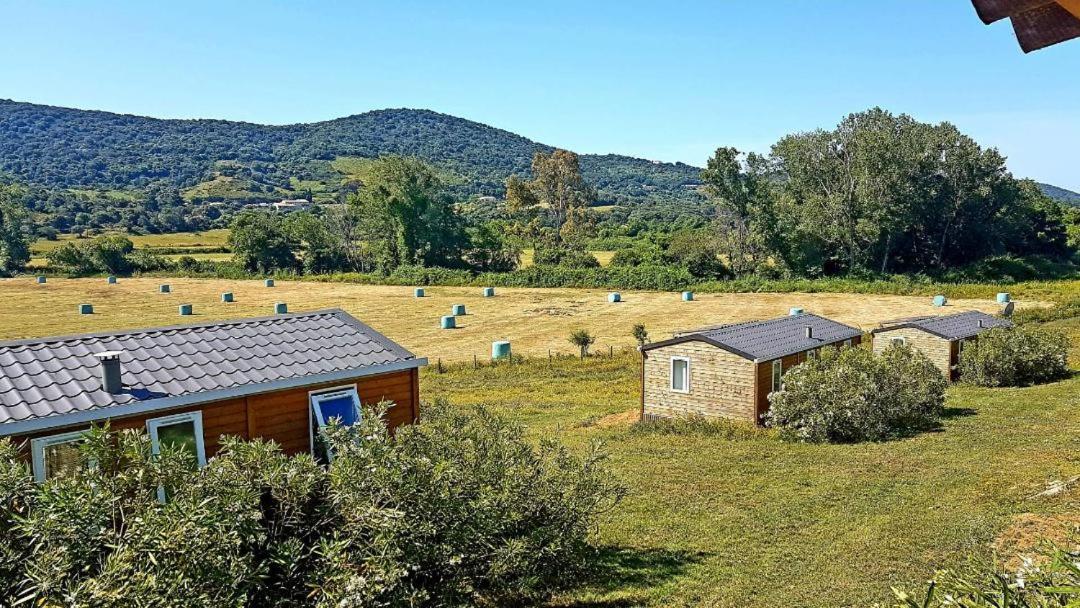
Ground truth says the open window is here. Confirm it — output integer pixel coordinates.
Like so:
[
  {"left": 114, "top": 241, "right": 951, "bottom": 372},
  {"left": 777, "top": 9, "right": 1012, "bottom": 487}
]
[
  {"left": 771, "top": 359, "right": 783, "bottom": 393},
  {"left": 309, "top": 387, "right": 363, "bottom": 463},
  {"left": 147, "top": 411, "right": 207, "bottom": 502},
  {"left": 890, "top": 336, "right": 907, "bottom": 348},
  {"left": 30, "top": 429, "right": 89, "bottom": 483},
  {"left": 670, "top": 357, "right": 690, "bottom": 393}
]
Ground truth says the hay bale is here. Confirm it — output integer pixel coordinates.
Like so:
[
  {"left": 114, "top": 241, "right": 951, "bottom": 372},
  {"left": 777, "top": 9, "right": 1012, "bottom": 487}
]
[
  {"left": 452, "top": 304, "right": 466, "bottom": 316},
  {"left": 274, "top": 302, "right": 288, "bottom": 314},
  {"left": 682, "top": 291, "right": 694, "bottom": 301},
  {"left": 221, "top": 292, "right": 234, "bottom": 303},
  {"left": 179, "top": 304, "right": 193, "bottom": 316},
  {"left": 78, "top": 303, "right": 93, "bottom": 315},
  {"left": 159, "top": 284, "right": 171, "bottom": 294},
  {"left": 608, "top": 292, "right": 622, "bottom": 303},
  {"left": 483, "top": 287, "right": 495, "bottom": 297},
  {"left": 933, "top": 295, "right": 947, "bottom": 307},
  {"left": 492, "top": 340, "right": 511, "bottom": 360},
  {"left": 264, "top": 279, "right": 275, "bottom": 288},
  {"left": 414, "top": 287, "right": 425, "bottom": 298},
  {"left": 441, "top": 315, "right": 456, "bottom": 329}
]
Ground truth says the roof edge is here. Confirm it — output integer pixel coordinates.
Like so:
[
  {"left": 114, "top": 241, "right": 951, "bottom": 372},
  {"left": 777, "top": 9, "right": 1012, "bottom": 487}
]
[
  {"left": 641, "top": 335, "right": 758, "bottom": 361},
  {"left": 0, "top": 357, "right": 427, "bottom": 437},
  {"left": 0, "top": 308, "right": 362, "bottom": 349}
]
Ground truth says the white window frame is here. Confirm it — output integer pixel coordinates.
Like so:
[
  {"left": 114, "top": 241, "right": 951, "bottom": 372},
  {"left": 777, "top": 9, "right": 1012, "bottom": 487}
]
[
  {"left": 669, "top": 357, "right": 691, "bottom": 394},
  {"left": 146, "top": 411, "right": 207, "bottom": 467},
  {"left": 843, "top": 338, "right": 853, "bottom": 348},
  {"left": 30, "top": 429, "right": 89, "bottom": 483},
  {"left": 308, "top": 385, "right": 363, "bottom": 461},
  {"left": 146, "top": 411, "right": 207, "bottom": 503},
  {"left": 807, "top": 348, "right": 820, "bottom": 361},
  {"left": 771, "top": 359, "right": 783, "bottom": 393},
  {"left": 890, "top": 336, "right": 907, "bottom": 347}
]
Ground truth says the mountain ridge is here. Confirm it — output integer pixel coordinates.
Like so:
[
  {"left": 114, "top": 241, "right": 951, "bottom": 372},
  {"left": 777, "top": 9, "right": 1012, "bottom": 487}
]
[
  {"left": 1, "top": 99, "right": 1076, "bottom": 211},
  {"left": 0, "top": 99, "right": 702, "bottom": 209}
]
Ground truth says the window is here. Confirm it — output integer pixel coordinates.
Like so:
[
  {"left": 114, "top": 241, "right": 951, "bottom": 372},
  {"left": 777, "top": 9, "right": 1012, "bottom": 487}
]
[
  {"left": 843, "top": 338, "right": 853, "bottom": 348},
  {"left": 670, "top": 357, "right": 690, "bottom": 393},
  {"left": 309, "top": 387, "right": 363, "bottom": 463},
  {"left": 771, "top": 359, "right": 783, "bottom": 392},
  {"left": 807, "top": 348, "right": 820, "bottom": 361},
  {"left": 890, "top": 337, "right": 907, "bottom": 347},
  {"left": 30, "top": 430, "right": 88, "bottom": 483},
  {"left": 147, "top": 412, "right": 206, "bottom": 502}
]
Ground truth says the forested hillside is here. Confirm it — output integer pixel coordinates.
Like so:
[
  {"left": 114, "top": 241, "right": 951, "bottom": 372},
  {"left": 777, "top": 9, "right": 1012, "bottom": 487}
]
[
  {"left": 0, "top": 99, "right": 702, "bottom": 210},
  {"left": 1039, "top": 182, "right": 1080, "bottom": 206}
]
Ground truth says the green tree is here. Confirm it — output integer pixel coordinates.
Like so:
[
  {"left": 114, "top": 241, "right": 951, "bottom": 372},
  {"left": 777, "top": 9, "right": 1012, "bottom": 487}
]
[
  {"left": 349, "top": 156, "right": 466, "bottom": 271},
  {"left": 463, "top": 220, "right": 521, "bottom": 272},
  {"left": 87, "top": 234, "right": 135, "bottom": 274},
  {"left": 632, "top": 323, "right": 649, "bottom": 348},
  {"left": 228, "top": 211, "right": 297, "bottom": 273},
  {"left": 568, "top": 329, "right": 596, "bottom": 359},
  {"left": 505, "top": 150, "right": 596, "bottom": 248},
  {"left": 0, "top": 183, "right": 31, "bottom": 276},
  {"left": 700, "top": 147, "right": 776, "bottom": 275}
]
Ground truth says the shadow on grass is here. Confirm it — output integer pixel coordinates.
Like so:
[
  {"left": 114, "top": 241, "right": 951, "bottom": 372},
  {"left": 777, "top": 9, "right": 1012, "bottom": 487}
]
[
  {"left": 553, "top": 546, "right": 707, "bottom": 607},
  {"left": 941, "top": 406, "right": 977, "bottom": 420}
]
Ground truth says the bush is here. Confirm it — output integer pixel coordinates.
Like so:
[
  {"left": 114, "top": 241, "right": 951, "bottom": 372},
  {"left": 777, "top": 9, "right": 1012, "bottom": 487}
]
[
  {"left": 958, "top": 326, "right": 1070, "bottom": 387},
  {"left": 766, "top": 345, "right": 947, "bottom": 443},
  {"left": 888, "top": 542, "right": 1080, "bottom": 607},
  {"left": 0, "top": 402, "right": 623, "bottom": 607}
]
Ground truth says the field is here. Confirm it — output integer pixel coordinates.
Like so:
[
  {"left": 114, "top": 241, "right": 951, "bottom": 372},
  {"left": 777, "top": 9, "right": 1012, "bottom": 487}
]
[
  {"left": 423, "top": 331, "right": 1080, "bottom": 607},
  {"left": 0, "top": 277, "right": 1029, "bottom": 362},
  {"left": 29, "top": 230, "right": 233, "bottom": 268},
  {"left": 1, "top": 276, "right": 1075, "bottom": 606}
]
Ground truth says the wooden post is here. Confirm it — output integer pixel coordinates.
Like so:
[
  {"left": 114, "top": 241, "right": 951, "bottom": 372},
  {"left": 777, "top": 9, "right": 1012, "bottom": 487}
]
[
  {"left": 438, "top": 358, "right": 443, "bottom": 373},
  {"left": 473, "top": 354, "right": 477, "bottom": 370},
  {"left": 609, "top": 345, "right": 614, "bottom": 358}
]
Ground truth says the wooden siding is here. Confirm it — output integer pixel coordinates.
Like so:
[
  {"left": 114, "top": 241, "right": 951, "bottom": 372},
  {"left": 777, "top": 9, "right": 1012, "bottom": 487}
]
[
  {"left": 642, "top": 336, "right": 862, "bottom": 425},
  {"left": 872, "top": 327, "right": 955, "bottom": 379},
  {"left": 642, "top": 342, "right": 757, "bottom": 422},
  {"left": 754, "top": 335, "right": 861, "bottom": 419},
  {"left": 13, "top": 369, "right": 420, "bottom": 461}
]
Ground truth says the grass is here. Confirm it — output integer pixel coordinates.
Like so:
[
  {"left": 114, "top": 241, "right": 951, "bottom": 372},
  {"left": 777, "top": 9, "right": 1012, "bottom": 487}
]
[
  {"left": 518, "top": 249, "right": 617, "bottom": 268},
  {"left": 29, "top": 230, "right": 233, "bottom": 269},
  {"left": 0, "top": 274, "right": 1076, "bottom": 605},
  {"left": 31, "top": 229, "right": 231, "bottom": 254},
  {"left": 421, "top": 351, "right": 1080, "bottom": 607},
  {"left": 0, "top": 277, "right": 1030, "bottom": 363}
]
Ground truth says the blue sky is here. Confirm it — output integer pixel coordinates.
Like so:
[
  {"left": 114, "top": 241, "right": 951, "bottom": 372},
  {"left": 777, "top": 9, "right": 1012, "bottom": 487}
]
[{"left": 2, "top": 1, "right": 1078, "bottom": 190}]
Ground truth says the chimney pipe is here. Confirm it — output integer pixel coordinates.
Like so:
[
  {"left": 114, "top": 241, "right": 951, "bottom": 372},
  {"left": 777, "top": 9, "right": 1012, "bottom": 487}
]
[
  {"left": 804, "top": 325, "right": 814, "bottom": 339},
  {"left": 977, "top": 319, "right": 984, "bottom": 328},
  {"left": 94, "top": 351, "right": 123, "bottom": 394}
]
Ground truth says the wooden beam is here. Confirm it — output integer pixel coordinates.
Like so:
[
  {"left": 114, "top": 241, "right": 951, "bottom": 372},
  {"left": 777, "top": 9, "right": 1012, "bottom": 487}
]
[{"left": 1057, "top": 0, "right": 1080, "bottom": 20}]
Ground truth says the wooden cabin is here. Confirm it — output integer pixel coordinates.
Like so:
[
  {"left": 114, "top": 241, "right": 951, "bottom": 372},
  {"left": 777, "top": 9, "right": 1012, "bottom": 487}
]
[
  {"left": 870, "top": 310, "right": 1011, "bottom": 381},
  {"left": 0, "top": 309, "right": 426, "bottom": 482},
  {"left": 640, "top": 313, "right": 863, "bottom": 424}
]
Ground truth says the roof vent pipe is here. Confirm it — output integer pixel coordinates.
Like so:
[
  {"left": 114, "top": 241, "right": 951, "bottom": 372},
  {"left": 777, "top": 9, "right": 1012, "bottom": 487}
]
[
  {"left": 977, "top": 319, "right": 984, "bottom": 328},
  {"left": 805, "top": 326, "right": 814, "bottom": 339},
  {"left": 94, "top": 351, "right": 123, "bottom": 394}
]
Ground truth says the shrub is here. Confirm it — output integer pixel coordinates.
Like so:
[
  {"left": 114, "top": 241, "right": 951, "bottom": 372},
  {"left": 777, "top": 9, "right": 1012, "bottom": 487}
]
[
  {"left": 569, "top": 329, "right": 597, "bottom": 358},
  {"left": 766, "top": 345, "right": 947, "bottom": 443},
  {"left": 320, "top": 400, "right": 624, "bottom": 606},
  {"left": 888, "top": 542, "right": 1080, "bottom": 607},
  {"left": 0, "top": 403, "right": 623, "bottom": 607},
  {"left": 632, "top": 323, "right": 649, "bottom": 348},
  {"left": 958, "top": 326, "right": 1070, "bottom": 387}
]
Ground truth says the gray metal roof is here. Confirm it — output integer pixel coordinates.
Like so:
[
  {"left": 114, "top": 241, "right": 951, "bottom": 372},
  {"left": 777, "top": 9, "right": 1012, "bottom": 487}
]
[
  {"left": 872, "top": 310, "right": 1011, "bottom": 340},
  {"left": 0, "top": 309, "right": 422, "bottom": 433},
  {"left": 644, "top": 313, "right": 863, "bottom": 362}
]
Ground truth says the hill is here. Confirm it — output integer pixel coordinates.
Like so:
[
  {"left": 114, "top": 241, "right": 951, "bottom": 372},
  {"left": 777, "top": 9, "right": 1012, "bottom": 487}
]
[
  {"left": 0, "top": 100, "right": 703, "bottom": 211},
  {"left": 1040, "top": 182, "right": 1080, "bottom": 206}
]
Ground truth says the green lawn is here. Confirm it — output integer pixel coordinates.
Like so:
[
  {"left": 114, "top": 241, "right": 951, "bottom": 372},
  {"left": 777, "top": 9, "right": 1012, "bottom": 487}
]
[{"left": 421, "top": 345, "right": 1080, "bottom": 607}]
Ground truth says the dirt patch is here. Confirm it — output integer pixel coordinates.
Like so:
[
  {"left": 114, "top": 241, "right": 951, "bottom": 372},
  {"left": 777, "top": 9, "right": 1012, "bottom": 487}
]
[
  {"left": 525, "top": 307, "right": 576, "bottom": 316},
  {"left": 993, "top": 513, "right": 1080, "bottom": 570},
  {"left": 592, "top": 409, "right": 640, "bottom": 429}
]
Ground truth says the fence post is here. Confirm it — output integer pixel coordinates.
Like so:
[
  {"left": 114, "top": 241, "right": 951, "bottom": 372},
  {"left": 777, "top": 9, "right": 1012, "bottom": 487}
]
[
  {"left": 438, "top": 358, "right": 443, "bottom": 373},
  {"left": 609, "top": 345, "right": 613, "bottom": 358},
  {"left": 473, "top": 354, "right": 477, "bottom": 370}
]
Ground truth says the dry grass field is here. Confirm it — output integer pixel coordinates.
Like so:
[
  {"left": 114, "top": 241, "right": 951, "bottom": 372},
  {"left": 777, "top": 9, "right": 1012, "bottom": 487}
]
[{"left": 0, "top": 276, "right": 1030, "bottom": 361}]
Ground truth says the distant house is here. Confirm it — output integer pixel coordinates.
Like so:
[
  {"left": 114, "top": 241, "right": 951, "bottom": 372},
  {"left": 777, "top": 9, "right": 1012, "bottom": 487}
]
[
  {"left": 871, "top": 311, "right": 1011, "bottom": 380},
  {"left": 640, "top": 313, "right": 863, "bottom": 424},
  {"left": 0, "top": 310, "right": 425, "bottom": 482},
  {"left": 273, "top": 199, "right": 313, "bottom": 212}
]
